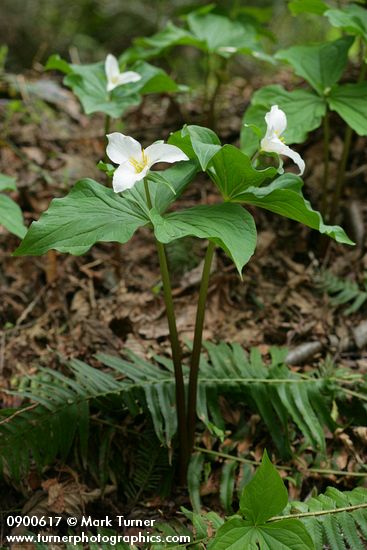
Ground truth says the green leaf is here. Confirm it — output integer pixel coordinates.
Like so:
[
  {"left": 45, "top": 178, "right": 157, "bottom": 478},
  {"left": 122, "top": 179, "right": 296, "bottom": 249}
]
[
  {"left": 14, "top": 162, "right": 197, "bottom": 257},
  {"left": 210, "top": 144, "right": 277, "bottom": 199},
  {"left": 288, "top": 0, "right": 328, "bottom": 16},
  {"left": 240, "top": 450, "right": 288, "bottom": 524},
  {"left": 210, "top": 518, "right": 314, "bottom": 550},
  {"left": 327, "top": 82, "right": 367, "bottom": 135},
  {"left": 0, "top": 194, "right": 26, "bottom": 238},
  {"left": 149, "top": 203, "right": 257, "bottom": 275},
  {"left": 275, "top": 36, "right": 354, "bottom": 95},
  {"left": 325, "top": 4, "right": 367, "bottom": 41},
  {"left": 220, "top": 461, "right": 238, "bottom": 513},
  {"left": 121, "top": 22, "right": 203, "bottom": 64},
  {"left": 187, "top": 453, "right": 205, "bottom": 513},
  {"left": 13, "top": 179, "right": 147, "bottom": 256},
  {"left": 234, "top": 174, "right": 354, "bottom": 245},
  {"left": 45, "top": 53, "right": 73, "bottom": 74},
  {"left": 186, "top": 11, "right": 262, "bottom": 59},
  {"left": 259, "top": 520, "right": 315, "bottom": 549},
  {"left": 182, "top": 125, "right": 222, "bottom": 170},
  {"left": 209, "top": 518, "right": 258, "bottom": 550},
  {"left": 133, "top": 61, "right": 185, "bottom": 94},
  {"left": 0, "top": 173, "right": 17, "bottom": 192},
  {"left": 169, "top": 125, "right": 221, "bottom": 170},
  {"left": 241, "top": 85, "right": 326, "bottom": 155}
]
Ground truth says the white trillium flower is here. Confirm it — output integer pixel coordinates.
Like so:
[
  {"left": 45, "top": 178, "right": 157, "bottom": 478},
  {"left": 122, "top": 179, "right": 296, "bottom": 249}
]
[
  {"left": 106, "top": 132, "right": 189, "bottom": 193},
  {"left": 105, "top": 54, "right": 141, "bottom": 92},
  {"left": 260, "top": 105, "right": 305, "bottom": 176}
]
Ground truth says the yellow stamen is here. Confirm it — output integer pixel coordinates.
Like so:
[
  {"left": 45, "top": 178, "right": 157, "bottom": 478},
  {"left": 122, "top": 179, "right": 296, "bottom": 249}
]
[{"left": 129, "top": 148, "right": 148, "bottom": 173}]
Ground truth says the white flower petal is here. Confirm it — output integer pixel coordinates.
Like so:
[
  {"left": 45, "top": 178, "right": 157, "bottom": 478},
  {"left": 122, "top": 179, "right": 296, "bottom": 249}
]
[
  {"left": 265, "top": 105, "right": 287, "bottom": 136},
  {"left": 112, "top": 162, "right": 148, "bottom": 193},
  {"left": 116, "top": 71, "right": 142, "bottom": 86},
  {"left": 105, "top": 54, "right": 119, "bottom": 82},
  {"left": 106, "top": 133, "right": 142, "bottom": 164},
  {"left": 144, "top": 142, "right": 189, "bottom": 168},
  {"left": 261, "top": 135, "right": 305, "bottom": 175}
]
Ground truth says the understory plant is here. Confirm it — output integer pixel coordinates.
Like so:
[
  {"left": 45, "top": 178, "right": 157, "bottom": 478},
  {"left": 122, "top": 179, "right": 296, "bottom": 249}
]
[
  {"left": 241, "top": 17, "right": 367, "bottom": 220},
  {"left": 46, "top": 51, "right": 184, "bottom": 136},
  {"left": 121, "top": 3, "right": 274, "bottom": 128},
  {"left": 14, "top": 103, "right": 353, "bottom": 482}
]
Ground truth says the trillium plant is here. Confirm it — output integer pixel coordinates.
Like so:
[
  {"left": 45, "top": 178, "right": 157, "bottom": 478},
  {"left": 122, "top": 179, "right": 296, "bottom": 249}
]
[
  {"left": 46, "top": 50, "right": 184, "bottom": 138},
  {"left": 14, "top": 106, "right": 353, "bottom": 481}
]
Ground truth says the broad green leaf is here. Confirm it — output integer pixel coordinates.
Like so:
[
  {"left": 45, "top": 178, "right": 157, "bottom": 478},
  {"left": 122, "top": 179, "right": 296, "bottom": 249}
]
[
  {"left": 258, "top": 520, "right": 315, "bottom": 549},
  {"left": 235, "top": 174, "right": 354, "bottom": 245},
  {"left": 240, "top": 450, "right": 288, "bottom": 524},
  {"left": 210, "top": 518, "right": 314, "bottom": 550},
  {"left": 0, "top": 194, "right": 26, "bottom": 238},
  {"left": 327, "top": 82, "right": 367, "bottom": 135},
  {"left": 168, "top": 125, "right": 221, "bottom": 170},
  {"left": 186, "top": 11, "right": 261, "bottom": 58},
  {"left": 325, "top": 4, "right": 367, "bottom": 41},
  {"left": 133, "top": 61, "right": 186, "bottom": 95},
  {"left": 14, "top": 162, "right": 196, "bottom": 256},
  {"left": 241, "top": 85, "right": 326, "bottom": 155},
  {"left": 121, "top": 23, "right": 203, "bottom": 64},
  {"left": 45, "top": 53, "right": 73, "bottom": 75},
  {"left": 13, "top": 179, "right": 147, "bottom": 256},
  {"left": 149, "top": 203, "right": 257, "bottom": 275},
  {"left": 0, "top": 173, "right": 17, "bottom": 192},
  {"left": 209, "top": 145, "right": 277, "bottom": 199},
  {"left": 209, "top": 518, "right": 259, "bottom": 550},
  {"left": 288, "top": 0, "right": 328, "bottom": 16},
  {"left": 276, "top": 36, "right": 354, "bottom": 95},
  {"left": 183, "top": 125, "right": 222, "bottom": 170}
]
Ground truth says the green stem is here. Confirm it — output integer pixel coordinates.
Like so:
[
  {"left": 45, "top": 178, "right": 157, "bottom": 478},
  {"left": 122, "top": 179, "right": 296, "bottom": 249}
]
[
  {"left": 143, "top": 179, "right": 188, "bottom": 482},
  {"left": 187, "top": 241, "right": 216, "bottom": 454},
  {"left": 328, "top": 124, "right": 353, "bottom": 223},
  {"left": 193, "top": 446, "right": 367, "bottom": 477},
  {"left": 104, "top": 114, "right": 111, "bottom": 163},
  {"left": 328, "top": 51, "right": 366, "bottom": 223},
  {"left": 104, "top": 114, "right": 111, "bottom": 137},
  {"left": 321, "top": 111, "right": 330, "bottom": 217},
  {"left": 270, "top": 503, "right": 367, "bottom": 522}
]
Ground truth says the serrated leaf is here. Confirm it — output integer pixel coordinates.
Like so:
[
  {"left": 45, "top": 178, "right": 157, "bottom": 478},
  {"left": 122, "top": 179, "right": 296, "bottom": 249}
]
[
  {"left": 328, "top": 82, "right": 367, "bottom": 135},
  {"left": 276, "top": 36, "right": 354, "bottom": 95},
  {"left": 149, "top": 203, "right": 257, "bottom": 275},
  {"left": 210, "top": 517, "right": 314, "bottom": 549}
]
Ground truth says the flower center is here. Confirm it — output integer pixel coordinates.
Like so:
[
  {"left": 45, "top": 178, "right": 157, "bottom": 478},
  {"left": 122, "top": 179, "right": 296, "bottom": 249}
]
[
  {"left": 111, "top": 75, "right": 119, "bottom": 84},
  {"left": 274, "top": 130, "right": 285, "bottom": 143},
  {"left": 129, "top": 149, "right": 148, "bottom": 173}
]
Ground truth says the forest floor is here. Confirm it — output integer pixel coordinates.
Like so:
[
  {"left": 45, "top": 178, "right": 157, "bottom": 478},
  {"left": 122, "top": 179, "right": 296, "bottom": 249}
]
[{"left": 0, "top": 69, "right": 366, "bottom": 544}]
